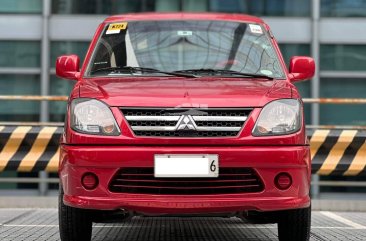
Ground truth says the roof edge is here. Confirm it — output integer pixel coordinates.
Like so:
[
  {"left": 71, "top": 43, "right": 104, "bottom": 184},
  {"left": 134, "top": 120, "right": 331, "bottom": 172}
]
[{"left": 103, "top": 12, "right": 264, "bottom": 24}]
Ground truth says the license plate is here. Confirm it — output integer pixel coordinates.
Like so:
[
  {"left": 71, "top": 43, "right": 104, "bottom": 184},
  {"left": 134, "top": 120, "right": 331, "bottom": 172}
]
[{"left": 154, "top": 154, "right": 219, "bottom": 178}]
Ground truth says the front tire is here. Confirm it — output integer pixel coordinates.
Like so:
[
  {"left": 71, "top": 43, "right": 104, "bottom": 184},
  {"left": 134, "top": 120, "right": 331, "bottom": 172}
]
[
  {"left": 59, "top": 187, "right": 93, "bottom": 241},
  {"left": 277, "top": 206, "right": 311, "bottom": 241}
]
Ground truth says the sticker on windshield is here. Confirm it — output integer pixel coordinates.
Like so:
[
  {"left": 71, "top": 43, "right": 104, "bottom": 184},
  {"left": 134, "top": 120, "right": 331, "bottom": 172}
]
[
  {"left": 106, "top": 22, "right": 128, "bottom": 35},
  {"left": 249, "top": 24, "right": 263, "bottom": 34},
  {"left": 137, "top": 39, "right": 148, "bottom": 50},
  {"left": 260, "top": 70, "right": 273, "bottom": 76},
  {"left": 177, "top": 31, "right": 192, "bottom": 36}
]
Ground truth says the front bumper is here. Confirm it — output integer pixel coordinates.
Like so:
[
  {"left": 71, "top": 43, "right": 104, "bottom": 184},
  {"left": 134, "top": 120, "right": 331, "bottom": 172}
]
[{"left": 60, "top": 145, "right": 311, "bottom": 214}]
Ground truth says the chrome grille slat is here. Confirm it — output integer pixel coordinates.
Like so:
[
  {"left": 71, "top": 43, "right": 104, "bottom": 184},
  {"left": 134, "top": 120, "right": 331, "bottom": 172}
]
[
  {"left": 193, "top": 126, "right": 242, "bottom": 131},
  {"left": 132, "top": 126, "right": 179, "bottom": 131},
  {"left": 192, "top": 116, "right": 247, "bottom": 121},
  {"left": 121, "top": 108, "right": 252, "bottom": 137},
  {"left": 125, "top": 116, "right": 181, "bottom": 121}
]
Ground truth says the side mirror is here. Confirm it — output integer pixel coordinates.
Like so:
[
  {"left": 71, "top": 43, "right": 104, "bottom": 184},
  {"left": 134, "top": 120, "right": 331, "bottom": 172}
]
[
  {"left": 56, "top": 55, "right": 80, "bottom": 81},
  {"left": 288, "top": 56, "right": 315, "bottom": 83}
]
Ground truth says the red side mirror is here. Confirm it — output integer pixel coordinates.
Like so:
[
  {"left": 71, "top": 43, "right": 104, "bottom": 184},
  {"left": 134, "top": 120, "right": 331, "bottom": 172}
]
[
  {"left": 288, "top": 56, "right": 315, "bottom": 83},
  {"left": 56, "top": 55, "right": 80, "bottom": 81}
]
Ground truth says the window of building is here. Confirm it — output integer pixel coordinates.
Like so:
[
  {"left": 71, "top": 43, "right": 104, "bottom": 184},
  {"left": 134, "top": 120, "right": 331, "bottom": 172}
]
[
  {"left": 0, "top": 41, "right": 40, "bottom": 68},
  {"left": 50, "top": 41, "right": 90, "bottom": 66},
  {"left": 52, "top": 0, "right": 156, "bottom": 14},
  {"left": 0, "top": 75, "right": 40, "bottom": 121},
  {"left": 279, "top": 44, "right": 311, "bottom": 67},
  {"left": 0, "top": 0, "right": 42, "bottom": 14},
  {"left": 52, "top": 0, "right": 310, "bottom": 16},
  {"left": 49, "top": 75, "right": 73, "bottom": 122},
  {"left": 321, "top": 0, "right": 366, "bottom": 17},
  {"left": 0, "top": 172, "right": 17, "bottom": 189},
  {"left": 320, "top": 78, "right": 366, "bottom": 125},
  {"left": 210, "top": 0, "right": 310, "bottom": 16},
  {"left": 320, "top": 45, "right": 366, "bottom": 71}
]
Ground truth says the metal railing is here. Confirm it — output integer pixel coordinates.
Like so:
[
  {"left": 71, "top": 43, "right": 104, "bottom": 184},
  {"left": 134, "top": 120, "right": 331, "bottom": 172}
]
[{"left": 0, "top": 95, "right": 68, "bottom": 101}]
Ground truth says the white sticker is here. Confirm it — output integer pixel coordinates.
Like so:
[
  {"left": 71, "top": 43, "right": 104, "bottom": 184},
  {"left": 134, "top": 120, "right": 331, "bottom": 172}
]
[
  {"left": 260, "top": 70, "right": 273, "bottom": 76},
  {"left": 177, "top": 31, "right": 193, "bottom": 36},
  {"left": 249, "top": 24, "right": 263, "bottom": 34},
  {"left": 94, "top": 61, "right": 108, "bottom": 65}
]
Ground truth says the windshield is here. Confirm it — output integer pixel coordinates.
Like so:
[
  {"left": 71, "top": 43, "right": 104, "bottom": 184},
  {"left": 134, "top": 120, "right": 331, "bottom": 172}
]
[{"left": 86, "top": 20, "right": 285, "bottom": 78}]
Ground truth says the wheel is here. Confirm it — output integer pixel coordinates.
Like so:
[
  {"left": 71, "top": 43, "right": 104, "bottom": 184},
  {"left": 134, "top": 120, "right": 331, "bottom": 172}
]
[
  {"left": 59, "top": 187, "right": 93, "bottom": 241},
  {"left": 277, "top": 206, "right": 311, "bottom": 241}
]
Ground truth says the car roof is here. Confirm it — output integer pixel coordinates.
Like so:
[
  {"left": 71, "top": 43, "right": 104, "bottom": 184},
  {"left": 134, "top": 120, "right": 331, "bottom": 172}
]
[{"left": 104, "top": 12, "right": 264, "bottom": 24}]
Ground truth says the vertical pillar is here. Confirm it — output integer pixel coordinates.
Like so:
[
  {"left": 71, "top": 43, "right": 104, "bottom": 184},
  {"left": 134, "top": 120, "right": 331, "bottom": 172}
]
[
  {"left": 39, "top": 0, "right": 51, "bottom": 196},
  {"left": 311, "top": 0, "right": 320, "bottom": 199},
  {"left": 180, "top": 0, "right": 184, "bottom": 11}
]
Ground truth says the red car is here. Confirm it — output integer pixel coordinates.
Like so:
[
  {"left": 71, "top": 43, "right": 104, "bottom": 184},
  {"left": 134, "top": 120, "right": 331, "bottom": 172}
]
[{"left": 57, "top": 13, "right": 314, "bottom": 241}]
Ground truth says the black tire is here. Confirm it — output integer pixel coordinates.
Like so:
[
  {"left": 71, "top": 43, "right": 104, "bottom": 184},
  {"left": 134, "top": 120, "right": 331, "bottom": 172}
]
[
  {"left": 241, "top": 211, "right": 277, "bottom": 224},
  {"left": 59, "top": 187, "right": 93, "bottom": 241},
  {"left": 277, "top": 206, "right": 311, "bottom": 241}
]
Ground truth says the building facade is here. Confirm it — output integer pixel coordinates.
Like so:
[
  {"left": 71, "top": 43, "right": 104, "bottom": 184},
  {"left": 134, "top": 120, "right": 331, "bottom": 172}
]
[{"left": 0, "top": 0, "right": 365, "bottom": 193}]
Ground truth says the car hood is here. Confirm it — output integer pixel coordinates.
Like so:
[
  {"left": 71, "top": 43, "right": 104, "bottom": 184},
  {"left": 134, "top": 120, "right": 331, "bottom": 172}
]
[{"left": 79, "top": 77, "right": 293, "bottom": 108}]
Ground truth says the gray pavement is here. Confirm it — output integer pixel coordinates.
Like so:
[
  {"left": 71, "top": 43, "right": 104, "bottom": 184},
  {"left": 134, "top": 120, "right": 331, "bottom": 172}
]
[{"left": 0, "top": 209, "right": 366, "bottom": 241}]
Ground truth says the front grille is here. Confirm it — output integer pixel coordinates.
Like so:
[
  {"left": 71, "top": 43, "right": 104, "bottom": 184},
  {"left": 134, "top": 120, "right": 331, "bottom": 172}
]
[
  {"left": 109, "top": 167, "right": 264, "bottom": 195},
  {"left": 121, "top": 108, "right": 252, "bottom": 137}
]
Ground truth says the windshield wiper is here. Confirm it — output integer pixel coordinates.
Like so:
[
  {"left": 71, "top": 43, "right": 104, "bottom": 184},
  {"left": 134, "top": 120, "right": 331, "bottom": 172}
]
[
  {"left": 174, "top": 68, "right": 273, "bottom": 80},
  {"left": 90, "top": 66, "right": 198, "bottom": 78}
]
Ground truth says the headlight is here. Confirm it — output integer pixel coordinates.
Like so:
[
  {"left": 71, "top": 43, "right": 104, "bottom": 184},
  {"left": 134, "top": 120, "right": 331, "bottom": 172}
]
[
  {"left": 70, "top": 98, "right": 120, "bottom": 136},
  {"left": 252, "top": 99, "right": 301, "bottom": 136}
]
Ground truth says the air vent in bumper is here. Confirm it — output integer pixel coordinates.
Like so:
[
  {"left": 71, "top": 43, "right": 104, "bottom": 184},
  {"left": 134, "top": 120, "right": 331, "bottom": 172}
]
[{"left": 109, "top": 167, "right": 264, "bottom": 195}]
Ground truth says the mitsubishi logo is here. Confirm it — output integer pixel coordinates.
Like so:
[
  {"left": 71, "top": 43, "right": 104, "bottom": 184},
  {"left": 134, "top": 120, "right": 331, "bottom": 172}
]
[{"left": 176, "top": 115, "right": 197, "bottom": 131}]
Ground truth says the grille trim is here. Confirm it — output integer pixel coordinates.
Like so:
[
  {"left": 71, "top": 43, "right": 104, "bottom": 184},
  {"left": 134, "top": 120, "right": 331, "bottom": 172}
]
[
  {"left": 131, "top": 126, "right": 242, "bottom": 132},
  {"left": 121, "top": 108, "right": 252, "bottom": 137},
  {"left": 109, "top": 167, "right": 264, "bottom": 195},
  {"left": 125, "top": 116, "right": 247, "bottom": 122}
]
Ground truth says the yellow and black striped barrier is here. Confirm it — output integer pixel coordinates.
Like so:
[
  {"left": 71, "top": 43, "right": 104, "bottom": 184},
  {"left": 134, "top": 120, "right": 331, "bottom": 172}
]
[
  {"left": 0, "top": 125, "right": 365, "bottom": 176},
  {"left": 0, "top": 125, "right": 62, "bottom": 173},
  {"left": 308, "top": 128, "right": 366, "bottom": 176}
]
